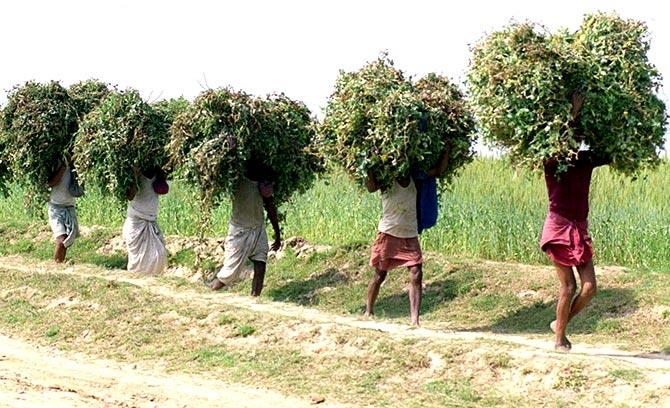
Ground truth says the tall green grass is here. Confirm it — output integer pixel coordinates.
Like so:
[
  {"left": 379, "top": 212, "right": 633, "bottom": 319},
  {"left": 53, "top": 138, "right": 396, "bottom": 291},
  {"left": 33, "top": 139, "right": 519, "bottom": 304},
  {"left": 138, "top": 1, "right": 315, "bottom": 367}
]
[{"left": 1, "top": 158, "right": 668, "bottom": 271}]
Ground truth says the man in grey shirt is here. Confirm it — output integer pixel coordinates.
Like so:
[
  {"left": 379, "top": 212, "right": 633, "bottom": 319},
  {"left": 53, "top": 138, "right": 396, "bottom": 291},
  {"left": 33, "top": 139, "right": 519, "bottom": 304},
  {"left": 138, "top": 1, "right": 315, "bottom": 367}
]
[{"left": 210, "top": 160, "right": 281, "bottom": 296}]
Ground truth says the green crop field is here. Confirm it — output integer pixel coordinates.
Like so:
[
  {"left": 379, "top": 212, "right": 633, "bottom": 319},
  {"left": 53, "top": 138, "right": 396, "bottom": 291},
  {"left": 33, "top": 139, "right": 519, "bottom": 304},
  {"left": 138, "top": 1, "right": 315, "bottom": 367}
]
[{"left": 1, "top": 157, "right": 668, "bottom": 272}]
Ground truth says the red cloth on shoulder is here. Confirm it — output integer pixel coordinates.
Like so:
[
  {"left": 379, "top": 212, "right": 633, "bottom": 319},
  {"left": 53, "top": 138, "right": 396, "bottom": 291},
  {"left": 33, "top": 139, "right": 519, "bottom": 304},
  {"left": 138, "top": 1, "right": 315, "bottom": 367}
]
[{"left": 152, "top": 178, "right": 169, "bottom": 195}]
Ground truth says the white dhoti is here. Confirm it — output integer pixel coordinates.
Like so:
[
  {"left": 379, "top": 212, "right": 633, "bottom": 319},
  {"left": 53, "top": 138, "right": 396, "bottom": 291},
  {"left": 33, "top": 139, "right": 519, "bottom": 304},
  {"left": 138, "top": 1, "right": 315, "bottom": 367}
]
[
  {"left": 48, "top": 202, "right": 79, "bottom": 248},
  {"left": 123, "top": 175, "right": 167, "bottom": 275},
  {"left": 216, "top": 222, "right": 268, "bottom": 285},
  {"left": 122, "top": 214, "right": 167, "bottom": 275}
]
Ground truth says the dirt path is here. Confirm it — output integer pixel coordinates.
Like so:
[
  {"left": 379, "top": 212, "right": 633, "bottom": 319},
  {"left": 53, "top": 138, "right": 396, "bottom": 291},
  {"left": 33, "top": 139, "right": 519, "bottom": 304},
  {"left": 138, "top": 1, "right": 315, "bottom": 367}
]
[
  {"left": 1, "top": 254, "right": 669, "bottom": 374},
  {"left": 0, "top": 333, "right": 340, "bottom": 408}
]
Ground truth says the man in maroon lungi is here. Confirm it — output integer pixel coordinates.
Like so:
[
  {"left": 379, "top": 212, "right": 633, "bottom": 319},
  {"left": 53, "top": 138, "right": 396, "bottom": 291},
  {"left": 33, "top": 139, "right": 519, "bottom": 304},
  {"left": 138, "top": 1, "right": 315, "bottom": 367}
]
[{"left": 541, "top": 92, "right": 611, "bottom": 352}]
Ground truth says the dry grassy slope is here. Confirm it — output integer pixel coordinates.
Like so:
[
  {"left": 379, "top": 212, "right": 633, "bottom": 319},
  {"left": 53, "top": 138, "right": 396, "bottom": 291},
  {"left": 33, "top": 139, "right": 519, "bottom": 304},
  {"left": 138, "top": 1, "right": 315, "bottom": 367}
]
[{"left": 1, "top": 254, "right": 670, "bottom": 407}]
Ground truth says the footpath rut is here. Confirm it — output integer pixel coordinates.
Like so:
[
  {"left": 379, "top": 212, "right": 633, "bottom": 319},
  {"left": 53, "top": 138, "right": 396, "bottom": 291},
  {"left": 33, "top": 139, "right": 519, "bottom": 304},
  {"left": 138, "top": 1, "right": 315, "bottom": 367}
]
[{"left": 1, "top": 254, "right": 669, "bottom": 372}]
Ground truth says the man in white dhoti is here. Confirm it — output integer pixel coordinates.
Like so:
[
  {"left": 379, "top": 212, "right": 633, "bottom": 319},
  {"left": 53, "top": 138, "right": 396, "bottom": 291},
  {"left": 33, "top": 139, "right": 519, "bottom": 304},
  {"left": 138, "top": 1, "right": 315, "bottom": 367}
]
[
  {"left": 123, "top": 167, "right": 169, "bottom": 274},
  {"left": 209, "top": 160, "right": 281, "bottom": 296},
  {"left": 47, "top": 163, "right": 83, "bottom": 263}
]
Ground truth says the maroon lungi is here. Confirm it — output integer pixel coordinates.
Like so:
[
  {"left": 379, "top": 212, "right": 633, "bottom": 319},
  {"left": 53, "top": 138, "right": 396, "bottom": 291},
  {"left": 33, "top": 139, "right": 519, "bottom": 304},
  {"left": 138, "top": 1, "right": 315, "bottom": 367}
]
[{"left": 540, "top": 211, "right": 593, "bottom": 267}]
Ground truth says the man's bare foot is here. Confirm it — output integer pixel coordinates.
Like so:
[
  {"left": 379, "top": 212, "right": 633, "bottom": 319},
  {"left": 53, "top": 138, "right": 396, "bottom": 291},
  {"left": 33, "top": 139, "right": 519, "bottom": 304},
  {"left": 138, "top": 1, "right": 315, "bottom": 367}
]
[
  {"left": 363, "top": 311, "right": 373, "bottom": 318},
  {"left": 555, "top": 337, "right": 572, "bottom": 352},
  {"left": 209, "top": 278, "right": 226, "bottom": 291},
  {"left": 411, "top": 319, "right": 420, "bottom": 328},
  {"left": 550, "top": 321, "right": 571, "bottom": 351},
  {"left": 555, "top": 343, "right": 571, "bottom": 352}
]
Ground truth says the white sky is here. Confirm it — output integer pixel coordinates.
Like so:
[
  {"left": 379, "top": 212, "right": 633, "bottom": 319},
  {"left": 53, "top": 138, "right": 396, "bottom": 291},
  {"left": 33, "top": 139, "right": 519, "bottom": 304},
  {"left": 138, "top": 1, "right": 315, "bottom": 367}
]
[{"left": 0, "top": 0, "right": 668, "bottom": 148}]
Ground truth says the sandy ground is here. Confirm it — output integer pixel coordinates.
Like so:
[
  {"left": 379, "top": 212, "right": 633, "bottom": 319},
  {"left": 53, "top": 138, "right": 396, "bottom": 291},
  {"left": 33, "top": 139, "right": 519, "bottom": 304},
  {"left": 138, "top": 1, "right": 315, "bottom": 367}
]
[{"left": 0, "top": 334, "right": 340, "bottom": 408}]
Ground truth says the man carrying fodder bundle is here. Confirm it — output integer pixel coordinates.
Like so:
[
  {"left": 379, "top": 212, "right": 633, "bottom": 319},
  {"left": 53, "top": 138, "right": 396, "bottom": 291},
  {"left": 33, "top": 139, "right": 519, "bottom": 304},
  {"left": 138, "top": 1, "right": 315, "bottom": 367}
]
[
  {"left": 43, "top": 80, "right": 108, "bottom": 263},
  {"left": 365, "top": 148, "right": 451, "bottom": 327},
  {"left": 209, "top": 158, "right": 281, "bottom": 296},
  {"left": 123, "top": 166, "right": 170, "bottom": 275},
  {"left": 47, "top": 161, "right": 84, "bottom": 263},
  {"left": 0, "top": 81, "right": 83, "bottom": 261},
  {"left": 169, "top": 87, "right": 320, "bottom": 295},
  {"left": 467, "top": 13, "right": 667, "bottom": 351},
  {"left": 541, "top": 92, "right": 611, "bottom": 352},
  {"left": 321, "top": 55, "right": 475, "bottom": 326},
  {"left": 72, "top": 89, "right": 173, "bottom": 274}
]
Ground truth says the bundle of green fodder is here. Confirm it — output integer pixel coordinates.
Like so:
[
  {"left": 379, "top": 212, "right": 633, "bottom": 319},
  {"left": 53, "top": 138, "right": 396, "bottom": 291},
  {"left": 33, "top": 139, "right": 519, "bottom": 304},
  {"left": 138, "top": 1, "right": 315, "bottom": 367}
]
[
  {"left": 253, "top": 94, "right": 323, "bottom": 206},
  {"left": 573, "top": 13, "right": 667, "bottom": 173},
  {"left": 467, "top": 13, "right": 667, "bottom": 175},
  {"left": 72, "top": 89, "right": 171, "bottom": 203},
  {"left": 168, "top": 88, "right": 259, "bottom": 209},
  {"left": 169, "top": 88, "right": 322, "bottom": 215},
  {"left": 0, "top": 81, "right": 79, "bottom": 207},
  {"left": 68, "top": 79, "right": 111, "bottom": 119},
  {"left": 152, "top": 96, "right": 190, "bottom": 127},
  {"left": 320, "top": 55, "right": 476, "bottom": 191},
  {"left": 415, "top": 74, "right": 476, "bottom": 185}
]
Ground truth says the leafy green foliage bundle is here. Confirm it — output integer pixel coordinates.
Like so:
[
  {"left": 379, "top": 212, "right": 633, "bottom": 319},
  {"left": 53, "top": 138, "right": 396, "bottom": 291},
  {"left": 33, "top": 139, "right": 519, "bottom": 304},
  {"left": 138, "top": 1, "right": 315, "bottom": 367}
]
[
  {"left": 68, "top": 79, "right": 111, "bottom": 119},
  {"left": 0, "top": 81, "right": 78, "bottom": 206},
  {"left": 168, "top": 88, "right": 259, "bottom": 208},
  {"left": 467, "top": 13, "right": 667, "bottom": 174},
  {"left": 152, "top": 97, "right": 190, "bottom": 129},
  {"left": 320, "top": 55, "right": 475, "bottom": 190},
  {"left": 72, "top": 89, "right": 171, "bottom": 202},
  {"left": 169, "top": 88, "right": 322, "bottom": 211},
  {"left": 255, "top": 94, "right": 323, "bottom": 205},
  {"left": 415, "top": 74, "right": 476, "bottom": 185},
  {"left": 574, "top": 14, "right": 667, "bottom": 172}
]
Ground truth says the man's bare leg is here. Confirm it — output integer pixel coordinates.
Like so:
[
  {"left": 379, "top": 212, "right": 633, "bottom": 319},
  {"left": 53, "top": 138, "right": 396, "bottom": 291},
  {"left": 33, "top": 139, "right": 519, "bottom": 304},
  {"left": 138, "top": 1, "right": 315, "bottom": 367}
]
[
  {"left": 365, "top": 269, "right": 387, "bottom": 317},
  {"left": 553, "top": 262, "right": 577, "bottom": 352},
  {"left": 570, "top": 260, "right": 597, "bottom": 319},
  {"left": 408, "top": 264, "right": 423, "bottom": 327},
  {"left": 54, "top": 234, "right": 67, "bottom": 263},
  {"left": 251, "top": 261, "right": 266, "bottom": 297},
  {"left": 550, "top": 260, "right": 597, "bottom": 336}
]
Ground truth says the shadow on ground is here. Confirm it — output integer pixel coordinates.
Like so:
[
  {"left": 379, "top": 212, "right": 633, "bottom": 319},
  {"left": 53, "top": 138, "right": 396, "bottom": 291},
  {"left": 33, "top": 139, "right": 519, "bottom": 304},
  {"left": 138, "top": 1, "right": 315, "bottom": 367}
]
[
  {"left": 267, "top": 257, "right": 640, "bottom": 337},
  {"left": 475, "top": 287, "right": 638, "bottom": 335},
  {"left": 371, "top": 279, "right": 462, "bottom": 319},
  {"left": 79, "top": 253, "right": 128, "bottom": 270},
  {"left": 267, "top": 267, "right": 351, "bottom": 306},
  {"left": 267, "top": 262, "right": 467, "bottom": 318}
]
